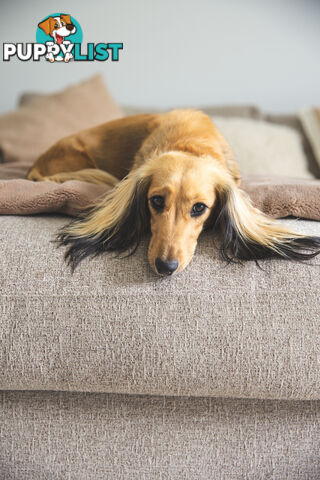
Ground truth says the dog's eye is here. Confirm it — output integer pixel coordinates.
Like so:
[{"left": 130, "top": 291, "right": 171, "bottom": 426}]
[
  {"left": 54, "top": 23, "right": 59, "bottom": 28},
  {"left": 191, "top": 203, "right": 207, "bottom": 217},
  {"left": 61, "top": 21, "right": 66, "bottom": 26},
  {"left": 150, "top": 195, "right": 165, "bottom": 211}
]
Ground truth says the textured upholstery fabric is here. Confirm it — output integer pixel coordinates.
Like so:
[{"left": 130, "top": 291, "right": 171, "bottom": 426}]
[
  {"left": 0, "top": 390, "right": 319, "bottom": 480},
  {"left": 1, "top": 215, "right": 320, "bottom": 400}
]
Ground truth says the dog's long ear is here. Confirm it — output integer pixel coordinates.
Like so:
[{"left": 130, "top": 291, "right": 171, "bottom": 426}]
[
  {"left": 38, "top": 17, "right": 54, "bottom": 36},
  {"left": 57, "top": 169, "right": 151, "bottom": 270},
  {"left": 212, "top": 182, "right": 320, "bottom": 263},
  {"left": 60, "top": 14, "right": 72, "bottom": 24}
]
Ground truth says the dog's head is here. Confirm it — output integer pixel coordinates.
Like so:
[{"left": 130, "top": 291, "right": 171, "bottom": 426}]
[
  {"left": 38, "top": 14, "right": 76, "bottom": 44},
  {"left": 144, "top": 152, "right": 223, "bottom": 274}
]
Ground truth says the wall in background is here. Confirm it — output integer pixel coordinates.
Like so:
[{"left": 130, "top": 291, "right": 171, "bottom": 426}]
[{"left": 1, "top": 0, "right": 320, "bottom": 114}]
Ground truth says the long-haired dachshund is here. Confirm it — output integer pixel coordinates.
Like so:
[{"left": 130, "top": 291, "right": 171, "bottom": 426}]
[{"left": 28, "top": 109, "right": 320, "bottom": 275}]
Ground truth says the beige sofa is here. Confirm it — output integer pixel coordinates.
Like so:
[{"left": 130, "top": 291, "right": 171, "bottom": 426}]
[
  {"left": 1, "top": 213, "right": 320, "bottom": 479},
  {"left": 1, "top": 91, "right": 320, "bottom": 478}
]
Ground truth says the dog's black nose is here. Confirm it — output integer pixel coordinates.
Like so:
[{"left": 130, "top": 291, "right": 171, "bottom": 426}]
[
  {"left": 155, "top": 258, "right": 179, "bottom": 276},
  {"left": 66, "top": 23, "right": 75, "bottom": 31}
]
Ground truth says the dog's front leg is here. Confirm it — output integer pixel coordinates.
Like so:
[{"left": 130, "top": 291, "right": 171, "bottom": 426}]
[
  {"left": 45, "top": 41, "right": 55, "bottom": 62},
  {"left": 64, "top": 53, "right": 72, "bottom": 62},
  {"left": 45, "top": 52, "right": 55, "bottom": 62}
]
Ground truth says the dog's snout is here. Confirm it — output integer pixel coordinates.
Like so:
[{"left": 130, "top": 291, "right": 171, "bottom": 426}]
[
  {"left": 66, "top": 23, "right": 75, "bottom": 31},
  {"left": 155, "top": 258, "right": 179, "bottom": 276}
]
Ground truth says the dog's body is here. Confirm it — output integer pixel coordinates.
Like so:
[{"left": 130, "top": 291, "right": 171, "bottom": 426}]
[
  {"left": 28, "top": 111, "right": 239, "bottom": 184},
  {"left": 38, "top": 14, "right": 77, "bottom": 63},
  {"left": 28, "top": 109, "right": 320, "bottom": 275}
]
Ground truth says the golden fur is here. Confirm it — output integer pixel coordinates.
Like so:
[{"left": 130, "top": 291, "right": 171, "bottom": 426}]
[{"left": 28, "top": 109, "right": 320, "bottom": 275}]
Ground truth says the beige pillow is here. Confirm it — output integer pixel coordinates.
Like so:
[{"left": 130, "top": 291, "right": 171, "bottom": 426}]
[
  {"left": 212, "top": 116, "right": 313, "bottom": 179},
  {"left": 0, "top": 74, "right": 123, "bottom": 174}
]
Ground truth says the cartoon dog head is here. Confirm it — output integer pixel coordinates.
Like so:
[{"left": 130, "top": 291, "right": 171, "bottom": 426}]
[{"left": 38, "top": 14, "right": 76, "bottom": 44}]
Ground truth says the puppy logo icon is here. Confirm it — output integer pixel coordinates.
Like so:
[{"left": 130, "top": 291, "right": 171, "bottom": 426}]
[{"left": 37, "top": 13, "right": 82, "bottom": 63}]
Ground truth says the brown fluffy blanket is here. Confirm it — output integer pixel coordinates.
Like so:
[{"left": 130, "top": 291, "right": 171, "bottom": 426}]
[{"left": 0, "top": 174, "right": 319, "bottom": 220}]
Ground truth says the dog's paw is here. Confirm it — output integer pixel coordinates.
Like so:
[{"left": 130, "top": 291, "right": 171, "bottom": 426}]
[
  {"left": 45, "top": 41, "right": 54, "bottom": 46},
  {"left": 45, "top": 52, "right": 55, "bottom": 62},
  {"left": 55, "top": 55, "right": 64, "bottom": 62},
  {"left": 63, "top": 40, "right": 71, "bottom": 45},
  {"left": 64, "top": 52, "right": 73, "bottom": 62}
]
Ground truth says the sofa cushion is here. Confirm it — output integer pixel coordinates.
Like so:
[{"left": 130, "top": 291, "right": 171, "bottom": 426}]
[
  {"left": 1, "top": 390, "right": 319, "bottom": 480},
  {"left": 212, "top": 117, "right": 314, "bottom": 179},
  {"left": 265, "top": 112, "right": 320, "bottom": 179},
  {"left": 1, "top": 215, "right": 319, "bottom": 400}
]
